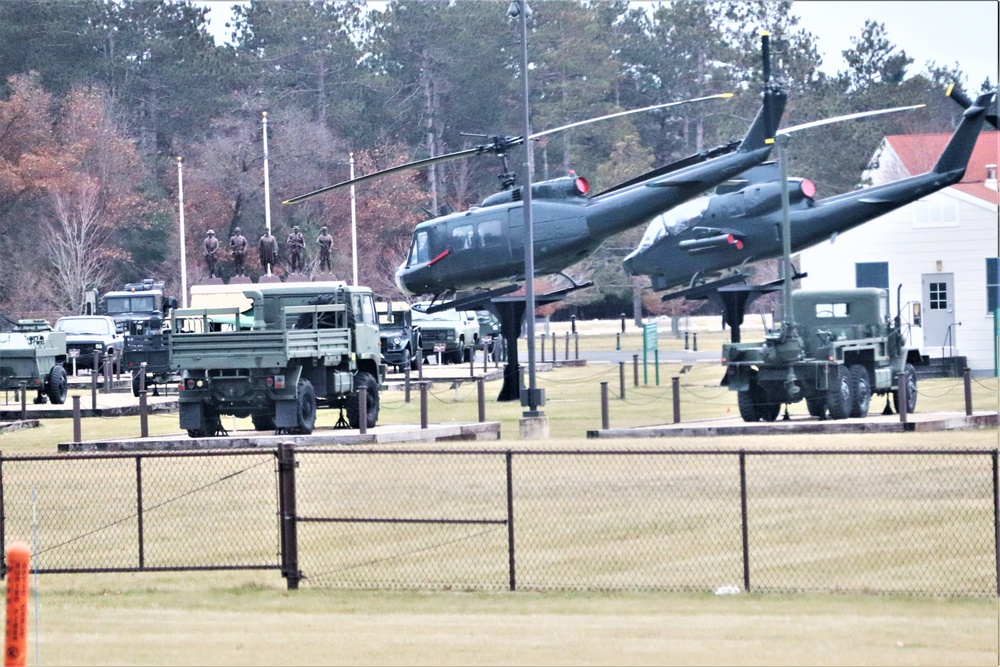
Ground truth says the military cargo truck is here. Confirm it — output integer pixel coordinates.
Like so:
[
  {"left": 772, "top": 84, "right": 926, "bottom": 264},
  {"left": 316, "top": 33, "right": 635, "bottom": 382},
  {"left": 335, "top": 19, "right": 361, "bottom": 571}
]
[
  {"left": 170, "top": 282, "right": 384, "bottom": 437},
  {"left": 0, "top": 319, "right": 68, "bottom": 404},
  {"left": 722, "top": 288, "right": 921, "bottom": 421},
  {"left": 100, "top": 280, "right": 179, "bottom": 395}
]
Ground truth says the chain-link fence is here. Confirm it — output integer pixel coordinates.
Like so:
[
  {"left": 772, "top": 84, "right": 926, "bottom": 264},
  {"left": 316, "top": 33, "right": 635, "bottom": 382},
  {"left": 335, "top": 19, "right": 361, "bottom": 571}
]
[{"left": 1, "top": 447, "right": 996, "bottom": 595}]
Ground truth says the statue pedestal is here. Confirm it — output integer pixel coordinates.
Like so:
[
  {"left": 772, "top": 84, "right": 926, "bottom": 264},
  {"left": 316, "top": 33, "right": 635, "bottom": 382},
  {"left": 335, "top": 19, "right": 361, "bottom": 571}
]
[
  {"left": 229, "top": 276, "right": 252, "bottom": 285},
  {"left": 199, "top": 277, "right": 224, "bottom": 285},
  {"left": 258, "top": 274, "right": 282, "bottom": 284},
  {"left": 286, "top": 272, "right": 309, "bottom": 283},
  {"left": 313, "top": 273, "right": 338, "bottom": 282}
]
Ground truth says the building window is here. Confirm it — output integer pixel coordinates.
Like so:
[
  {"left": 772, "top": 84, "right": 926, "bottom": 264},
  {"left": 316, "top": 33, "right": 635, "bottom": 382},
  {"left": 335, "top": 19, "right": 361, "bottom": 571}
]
[
  {"left": 988, "top": 258, "right": 999, "bottom": 314},
  {"left": 928, "top": 282, "right": 948, "bottom": 309},
  {"left": 855, "top": 262, "right": 889, "bottom": 289}
]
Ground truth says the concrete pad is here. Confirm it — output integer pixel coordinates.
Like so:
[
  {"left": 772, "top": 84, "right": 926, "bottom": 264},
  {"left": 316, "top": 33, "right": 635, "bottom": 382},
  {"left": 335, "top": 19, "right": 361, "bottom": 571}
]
[
  {"left": 587, "top": 411, "right": 999, "bottom": 438},
  {"left": 519, "top": 415, "right": 550, "bottom": 440}
]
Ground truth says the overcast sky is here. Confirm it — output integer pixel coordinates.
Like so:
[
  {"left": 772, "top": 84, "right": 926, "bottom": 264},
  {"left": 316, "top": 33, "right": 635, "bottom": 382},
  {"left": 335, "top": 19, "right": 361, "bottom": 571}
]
[{"left": 203, "top": 0, "right": 999, "bottom": 90}]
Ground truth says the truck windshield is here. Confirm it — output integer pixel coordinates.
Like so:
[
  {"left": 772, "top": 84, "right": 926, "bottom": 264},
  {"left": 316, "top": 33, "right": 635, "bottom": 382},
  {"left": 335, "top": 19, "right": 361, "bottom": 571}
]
[{"left": 106, "top": 296, "right": 156, "bottom": 314}]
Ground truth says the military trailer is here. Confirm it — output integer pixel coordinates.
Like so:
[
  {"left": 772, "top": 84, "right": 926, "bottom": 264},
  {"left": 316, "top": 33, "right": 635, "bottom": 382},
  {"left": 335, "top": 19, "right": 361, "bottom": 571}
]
[
  {"left": 0, "top": 319, "right": 68, "bottom": 404},
  {"left": 722, "top": 288, "right": 921, "bottom": 421},
  {"left": 169, "top": 282, "right": 384, "bottom": 437}
]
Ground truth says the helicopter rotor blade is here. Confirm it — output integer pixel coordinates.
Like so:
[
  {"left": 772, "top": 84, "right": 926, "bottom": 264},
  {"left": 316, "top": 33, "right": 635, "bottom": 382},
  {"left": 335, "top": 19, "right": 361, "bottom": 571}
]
[
  {"left": 528, "top": 93, "right": 734, "bottom": 141},
  {"left": 779, "top": 104, "right": 926, "bottom": 136},
  {"left": 282, "top": 146, "right": 484, "bottom": 204}
]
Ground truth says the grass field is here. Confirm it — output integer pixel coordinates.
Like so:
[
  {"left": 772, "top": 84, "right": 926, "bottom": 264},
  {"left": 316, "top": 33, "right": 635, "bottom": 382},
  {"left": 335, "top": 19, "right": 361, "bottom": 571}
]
[{"left": 1, "top": 327, "right": 999, "bottom": 665}]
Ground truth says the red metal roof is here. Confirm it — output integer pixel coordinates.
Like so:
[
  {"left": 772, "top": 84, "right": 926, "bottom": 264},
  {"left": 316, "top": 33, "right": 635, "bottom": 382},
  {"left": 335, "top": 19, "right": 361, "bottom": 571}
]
[{"left": 885, "top": 130, "right": 1000, "bottom": 206}]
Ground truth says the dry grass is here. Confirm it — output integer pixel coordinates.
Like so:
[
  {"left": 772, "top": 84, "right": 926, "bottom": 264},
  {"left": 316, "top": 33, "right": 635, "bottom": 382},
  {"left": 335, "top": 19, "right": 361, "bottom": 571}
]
[{"left": 2, "top": 329, "right": 999, "bottom": 665}]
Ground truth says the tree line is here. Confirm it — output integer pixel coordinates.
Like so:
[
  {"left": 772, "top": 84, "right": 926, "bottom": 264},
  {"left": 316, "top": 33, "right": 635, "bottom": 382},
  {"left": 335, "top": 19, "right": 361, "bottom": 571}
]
[{"left": 0, "top": 0, "right": 987, "bottom": 318}]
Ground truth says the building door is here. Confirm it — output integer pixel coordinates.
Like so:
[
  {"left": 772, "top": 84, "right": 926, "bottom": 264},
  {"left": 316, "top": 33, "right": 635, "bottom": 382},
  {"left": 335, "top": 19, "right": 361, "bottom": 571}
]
[{"left": 922, "top": 273, "right": 956, "bottom": 352}]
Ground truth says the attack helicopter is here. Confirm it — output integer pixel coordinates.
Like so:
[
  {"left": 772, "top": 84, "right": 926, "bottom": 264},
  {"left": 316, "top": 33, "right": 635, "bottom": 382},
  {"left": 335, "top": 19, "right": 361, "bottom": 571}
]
[
  {"left": 621, "top": 87, "right": 997, "bottom": 322},
  {"left": 285, "top": 35, "right": 788, "bottom": 308}
]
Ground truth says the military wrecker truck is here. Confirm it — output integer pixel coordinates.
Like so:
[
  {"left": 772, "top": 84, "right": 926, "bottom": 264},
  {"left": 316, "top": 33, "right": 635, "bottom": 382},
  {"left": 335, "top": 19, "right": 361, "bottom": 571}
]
[
  {"left": 721, "top": 287, "right": 921, "bottom": 421},
  {"left": 99, "top": 280, "right": 179, "bottom": 396},
  {"left": 169, "top": 282, "right": 384, "bottom": 437}
]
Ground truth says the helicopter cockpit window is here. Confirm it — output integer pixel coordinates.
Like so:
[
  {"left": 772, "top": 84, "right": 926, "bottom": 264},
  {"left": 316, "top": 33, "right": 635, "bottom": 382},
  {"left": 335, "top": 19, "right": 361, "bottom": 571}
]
[
  {"left": 409, "top": 231, "right": 430, "bottom": 267},
  {"left": 635, "top": 197, "right": 711, "bottom": 252},
  {"left": 477, "top": 219, "right": 502, "bottom": 247},
  {"left": 452, "top": 224, "right": 475, "bottom": 250}
]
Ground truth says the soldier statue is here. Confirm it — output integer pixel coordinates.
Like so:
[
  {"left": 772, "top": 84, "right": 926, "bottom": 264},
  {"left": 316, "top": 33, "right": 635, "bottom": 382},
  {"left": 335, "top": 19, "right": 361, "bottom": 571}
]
[
  {"left": 286, "top": 225, "right": 306, "bottom": 273},
  {"left": 317, "top": 226, "right": 334, "bottom": 273},
  {"left": 203, "top": 229, "right": 220, "bottom": 278},
  {"left": 258, "top": 231, "right": 278, "bottom": 271},
  {"left": 228, "top": 227, "right": 248, "bottom": 276}
]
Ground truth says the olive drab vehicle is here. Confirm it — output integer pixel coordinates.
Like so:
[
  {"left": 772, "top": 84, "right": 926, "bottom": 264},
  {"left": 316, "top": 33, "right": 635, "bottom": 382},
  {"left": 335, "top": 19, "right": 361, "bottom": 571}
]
[
  {"left": 721, "top": 288, "right": 922, "bottom": 421},
  {"left": 169, "top": 283, "right": 384, "bottom": 437},
  {"left": 0, "top": 317, "right": 68, "bottom": 405}
]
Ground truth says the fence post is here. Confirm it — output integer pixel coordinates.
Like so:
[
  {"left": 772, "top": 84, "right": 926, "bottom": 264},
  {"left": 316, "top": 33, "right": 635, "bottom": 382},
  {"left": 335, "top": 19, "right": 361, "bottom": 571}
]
[
  {"left": 358, "top": 387, "right": 368, "bottom": 435},
  {"left": 72, "top": 395, "right": 81, "bottom": 443},
  {"left": 963, "top": 367, "right": 973, "bottom": 416},
  {"left": 739, "top": 450, "right": 750, "bottom": 592},
  {"left": 506, "top": 450, "right": 516, "bottom": 592},
  {"left": 897, "top": 373, "right": 908, "bottom": 424},
  {"left": 600, "top": 382, "right": 609, "bottom": 430},
  {"left": 136, "top": 456, "right": 145, "bottom": 569},
  {"left": 672, "top": 376, "right": 681, "bottom": 424},
  {"left": 420, "top": 382, "right": 429, "bottom": 429},
  {"left": 993, "top": 450, "right": 999, "bottom": 597},
  {"left": 477, "top": 377, "right": 486, "bottom": 423},
  {"left": 139, "top": 390, "right": 148, "bottom": 438},
  {"left": 278, "top": 443, "right": 300, "bottom": 590}
]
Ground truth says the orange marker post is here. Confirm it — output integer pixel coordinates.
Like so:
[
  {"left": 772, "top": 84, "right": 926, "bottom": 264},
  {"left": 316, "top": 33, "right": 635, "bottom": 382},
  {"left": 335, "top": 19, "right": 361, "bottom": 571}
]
[{"left": 4, "top": 543, "right": 31, "bottom": 667}]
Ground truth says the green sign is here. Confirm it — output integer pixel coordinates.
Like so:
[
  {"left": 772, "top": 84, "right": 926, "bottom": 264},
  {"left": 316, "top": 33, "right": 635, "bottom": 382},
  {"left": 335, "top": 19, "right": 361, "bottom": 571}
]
[{"left": 643, "top": 322, "right": 658, "bottom": 352}]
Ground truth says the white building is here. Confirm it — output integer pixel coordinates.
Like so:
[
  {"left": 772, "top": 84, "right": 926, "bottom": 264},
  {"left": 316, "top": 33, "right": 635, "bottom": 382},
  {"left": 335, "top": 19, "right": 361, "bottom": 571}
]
[{"left": 798, "top": 131, "right": 999, "bottom": 374}]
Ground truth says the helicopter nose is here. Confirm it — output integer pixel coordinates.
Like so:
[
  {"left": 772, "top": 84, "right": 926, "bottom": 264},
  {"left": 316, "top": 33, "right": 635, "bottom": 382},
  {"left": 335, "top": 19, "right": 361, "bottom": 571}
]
[{"left": 394, "top": 267, "right": 415, "bottom": 296}]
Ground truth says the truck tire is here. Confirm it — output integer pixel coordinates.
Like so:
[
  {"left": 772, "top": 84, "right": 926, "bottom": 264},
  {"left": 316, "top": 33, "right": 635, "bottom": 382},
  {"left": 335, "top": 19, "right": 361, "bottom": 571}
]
[
  {"left": 892, "top": 363, "right": 918, "bottom": 415},
  {"left": 848, "top": 365, "right": 872, "bottom": 418},
  {"left": 736, "top": 389, "right": 759, "bottom": 422},
  {"left": 806, "top": 396, "right": 827, "bottom": 419},
  {"left": 131, "top": 371, "right": 145, "bottom": 397},
  {"left": 293, "top": 379, "right": 317, "bottom": 434},
  {"left": 187, "top": 408, "right": 220, "bottom": 438},
  {"left": 45, "top": 365, "right": 68, "bottom": 405},
  {"left": 251, "top": 412, "right": 276, "bottom": 431},
  {"left": 737, "top": 372, "right": 779, "bottom": 422},
  {"left": 346, "top": 372, "right": 380, "bottom": 429},
  {"left": 826, "top": 365, "right": 854, "bottom": 420}
]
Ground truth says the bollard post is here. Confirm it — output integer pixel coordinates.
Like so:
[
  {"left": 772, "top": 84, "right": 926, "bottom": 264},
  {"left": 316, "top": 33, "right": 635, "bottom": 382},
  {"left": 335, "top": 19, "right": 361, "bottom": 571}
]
[
  {"left": 615, "top": 333, "right": 620, "bottom": 351},
  {"left": 672, "top": 376, "right": 681, "bottom": 424},
  {"left": 358, "top": 387, "right": 368, "bottom": 435},
  {"left": 620, "top": 313, "right": 626, "bottom": 333},
  {"left": 483, "top": 341, "right": 489, "bottom": 372},
  {"left": 693, "top": 332, "right": 698, "bottom": 352},
  {"left": 469, "top": 349, "right": 475, "bottom": 378},
  {"left": 139, "top": 390, "right": 148, "bottom": 438},
  {"left": 574, "top": 332, "right": 579, "bottom": 360},
  {"left": 19, "top": 382, "right": 26, "bottom": 421},
  {"left": 417, "top": 349, "right": 424, "bottom": 380},
  {"left": 571, "top": 314, "right": 576, "bottom": 334},
  {"left": 420, "top": 381, "right": 429, "bottom": 429},
  {"left": 73, "top": 395, "right": 82, "bottom": 442},
  {"left": 963, "top": 367, "right": 973, "bottom": 416},
  {"left": 619, "top": 361, "right": 626, "bottom": 400},
  {"left": 103, "top": 351, "right": 112, "bottom": 394},
  {"left": 600, "top": 381, "right": 609, "bottom": 430},
  {"left": 632, "top": 354, "right": 639, "bottom": 387},
  {"left": 404, "top": 363, "right": 411, "bottom": 403},
  {"left": 897, "top": 372, "right": 908, "bottom": 424},
  {"left": 477, "top": 376, "right": 486, "bottom": 423},
  {"left": 684, "top": 331, "right": 689, "bottom": 350},
  {"left": 551, "top": 332, "right": 557, "bottom": 362},
  {"left": 540, "top": 334, "right": 546, "bottom": 363},
  {"left": 91, "top": 362, "right": 98, "bottom": 411},
  {"left": 565, "top": 331, "right": 570, "bottom": 361}
]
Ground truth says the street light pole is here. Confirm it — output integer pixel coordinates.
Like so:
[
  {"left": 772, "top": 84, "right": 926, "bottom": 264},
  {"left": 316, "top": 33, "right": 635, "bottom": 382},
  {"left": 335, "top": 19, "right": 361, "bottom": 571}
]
[
  {"left": 350, "top": 152, "right": 358, "bottom": 286},
  {"left": 512, "top": 0, "right": 542, "bottom": 419},
  {"left": 176, "top": 156, "right": 188, "bottom": 308}
]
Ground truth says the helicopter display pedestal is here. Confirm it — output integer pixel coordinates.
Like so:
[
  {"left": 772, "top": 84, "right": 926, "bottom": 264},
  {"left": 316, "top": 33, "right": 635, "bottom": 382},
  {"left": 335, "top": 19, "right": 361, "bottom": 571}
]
[
  {"left": 519, "top": 414, "right": 549, "bottom": 440},
  {"left": 489, "top": 292, "right": 567, "bottom": 403}
]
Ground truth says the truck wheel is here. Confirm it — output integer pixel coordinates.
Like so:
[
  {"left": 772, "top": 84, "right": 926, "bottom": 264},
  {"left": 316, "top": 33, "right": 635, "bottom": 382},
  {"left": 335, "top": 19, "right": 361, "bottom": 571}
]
[
  {"left": 826, "top": 365, "right": 854, "bottom": 420},
  {"left": 806, "top": 396, "right": 827, "bottom": 419},
  {"left": 737, "top": 389, "right": 759, "bottom": 422},
  {"left": 251, "top": 413, "right": 276, "bottom": 431},
  {"left": 848, "top": 365, "right": 872, "bottom": 418},
  {"left": 45, "top": 365, "right": 68, "bottom": 405},
  {"left": 346, "top": 372, "right": 380, "bottom": 429},
  {"left": 131, "top": 371, "right": 144, "bottom": 397},
  {"left": 187, "top": 408, "right": 219, "bottom": 438},
  {"left": 892, "top": 363, "right": 918, "bottom": 415},
  {"left": 293, "top": 379, "right": 317, "bottom": 434}
]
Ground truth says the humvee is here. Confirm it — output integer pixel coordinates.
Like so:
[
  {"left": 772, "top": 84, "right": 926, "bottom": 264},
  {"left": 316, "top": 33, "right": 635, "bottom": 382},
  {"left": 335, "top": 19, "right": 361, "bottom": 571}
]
[{"left": 0, "top": 319, "right": 68, "bottom": 404}]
